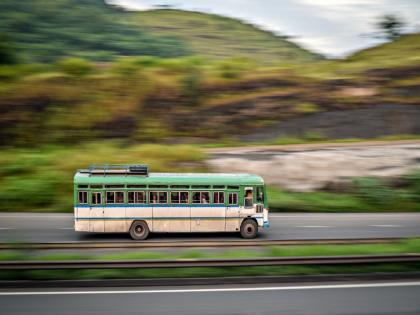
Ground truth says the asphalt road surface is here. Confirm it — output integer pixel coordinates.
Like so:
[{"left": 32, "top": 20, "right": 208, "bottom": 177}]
[
  {"left": 0, "top": 212, "right": 420, "bottom": 243},
  {"left": 1, "top": 281, "right": 420, "bottom": 315}
]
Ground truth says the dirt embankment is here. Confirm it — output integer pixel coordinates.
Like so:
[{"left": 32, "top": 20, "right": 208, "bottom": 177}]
[{"left": 207, "top": 141, "right": 420, "bottom": 192}]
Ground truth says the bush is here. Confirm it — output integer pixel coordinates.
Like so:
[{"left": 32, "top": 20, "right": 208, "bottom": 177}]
[
  {"left": 353, "top": 177, "right": 393, "bottom": 205},
  {"left": 405, "top": 169, "right": 420, "bottom": 201},
  {"left": 56, "top": 57, "right": 93, "bottom": 77},
  {"left": 216, "top": 57, "right": 254, "bottom": 79},
  {"left": 111, "top": 57, "right": 142, "bottom": 76},
  {"left": 294, "top": 102, "right": 320, "bottom": 114},
  {"left": 0, "top": 65, "right": 18, "bottom": 80},
  {"left": 303, "top": 130, "right": 327, "bottom": 141}
]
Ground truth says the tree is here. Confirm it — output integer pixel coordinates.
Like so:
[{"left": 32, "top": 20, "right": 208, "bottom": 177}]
[{"left": 376, "top": 14, "right": 405, "bottom": 41}]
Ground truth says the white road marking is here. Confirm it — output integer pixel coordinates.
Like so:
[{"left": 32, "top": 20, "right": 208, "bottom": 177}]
[
  {"left": 370, "top": 225, "right": 403, "bottom": 228},
  {"left": 0, "top": 228, "right": 15, "bottom": 230},
  {"left": 1, "top": 281, "right": 420, "bottom": 296},
  {"left": 0, "top": 215, "right": 71, "bottom": 219},
  {"left": 296, "top": 225, "right": 331, "bottom": 228}
]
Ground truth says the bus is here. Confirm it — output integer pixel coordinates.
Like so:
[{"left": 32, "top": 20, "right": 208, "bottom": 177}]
[{"left": 74, "top": 165, "right": 269, "bottom": 240}]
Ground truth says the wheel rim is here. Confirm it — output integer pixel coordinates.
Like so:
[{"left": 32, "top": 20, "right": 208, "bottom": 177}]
[
  {"left": 246, "top": 224, "right": 254, "bottom": 234},
  {"left": 135, "top": 225, "right": 144, "bottom": 236}
]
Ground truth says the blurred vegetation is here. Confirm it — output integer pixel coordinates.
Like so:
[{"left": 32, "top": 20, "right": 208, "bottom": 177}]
[
  {"left": 1, "top": 238, "right": 419, "bottom": 280},
  {"left": 2, "top": 262, "right": 419, "bottom": 281}
]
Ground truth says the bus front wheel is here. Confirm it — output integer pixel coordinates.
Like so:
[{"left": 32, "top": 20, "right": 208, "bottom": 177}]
[
  {"left": 240, "top": 219, "right": 258, "bottom": 239},
  {"left": 129, "top": 221, "right": 150, "bottom": 240}
]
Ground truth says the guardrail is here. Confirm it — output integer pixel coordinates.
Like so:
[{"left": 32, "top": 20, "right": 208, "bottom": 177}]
[
  {"left": 0, "top": 238, "right": 407, "bottom": 250},
  {"left": 1, "top": 254, "right": 419, "bottom": 270}
]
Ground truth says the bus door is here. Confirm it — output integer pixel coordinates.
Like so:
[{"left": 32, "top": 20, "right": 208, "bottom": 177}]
[
  {"left": 225, "top": 190, "right": 240, "bottom": 231},
  {"left": 89, "top": 191, "right": 104, "bottom": 232}
]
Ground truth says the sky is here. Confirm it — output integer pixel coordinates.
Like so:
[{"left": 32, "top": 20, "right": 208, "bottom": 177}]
[{"left": 109, "top": 0, "right": 420, "bottom": 57}]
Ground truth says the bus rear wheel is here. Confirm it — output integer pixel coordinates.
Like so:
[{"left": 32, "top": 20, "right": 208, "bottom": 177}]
[
  {"left": 129, "top": 221, "right": 149, "bottom": 240},
  {"left": 240, "top": 219, "right": 258, "bottom": 239}
]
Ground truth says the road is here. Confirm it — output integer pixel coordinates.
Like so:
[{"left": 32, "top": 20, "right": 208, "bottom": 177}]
[
  {"left": 1, "top": 281, "right": 420, "bottom": 314},
  {"left": 0, "top": 212, "right": 420, "bottom": 243}
]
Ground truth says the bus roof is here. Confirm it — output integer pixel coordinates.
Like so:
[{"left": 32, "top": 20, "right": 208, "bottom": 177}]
[{"left": 74, "top": 172, "right": 264, "bottom": 186}]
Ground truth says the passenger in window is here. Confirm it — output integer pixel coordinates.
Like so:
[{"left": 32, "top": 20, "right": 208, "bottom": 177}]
[
  {"left": 151, "top": 193, "right": 158, "bottom": 204},
  {"left": 201, "top": 192, "right": 209, "bottom": 204}
]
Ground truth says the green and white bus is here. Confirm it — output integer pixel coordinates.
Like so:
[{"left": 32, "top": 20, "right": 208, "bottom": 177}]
[{"left": 74, "top": 165, "right": 269, "bottom": 240}]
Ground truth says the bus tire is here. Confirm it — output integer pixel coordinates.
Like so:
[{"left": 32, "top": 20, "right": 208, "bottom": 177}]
[
  {"left": 240, "top": 219, "right": 258, "bottom": 239},
  {"left": 129, "top": 221, "right": 149, "bottom": 240}
]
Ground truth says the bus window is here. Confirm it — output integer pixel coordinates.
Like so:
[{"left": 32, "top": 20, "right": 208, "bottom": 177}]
[
  {"left": 256, "top": 186, "right": 264, "bottom": 203},
  {"left": 192, "top": 192, "right": 209, "bottom": 204},
  {"left": 244, "top": 188, "right": 253, "bottom": 208},
  {"left": 213, "top": 192, "right": 225, "bottom": 204},
  {"left": 128, "top": 191, "right": 145, "bottom": 204},
  {"left": 171, "top": 191, "right": 180, "bottom": 203},
  {"left": 180, "top": 192, "right": 189, "bottom": 204},
  {"left": 192, "top": 192, "right": 200, "bottom": 203},
  {"left": 78, "top": 191, "right": 88, "bottom": 204},
  {"left": 91, "top": 192, "right": 102, "bottom": 205},
  {"left": 171, "top": 191, "right": 189, "bottom": 204},
  {"left": 115, "top": 192, "right": 124, "bottom": 203},
  {"left": 228, "top": 192, "right": 238, "bottom": 205},
  {"left": 150, "top": 191, "right": 167, "bottom": 204},
  {"left": 158, "top": 192, "right": 167, "bottom": 203},
  {"left": 106, "top": 191, "right": 124, "bottom": 204}
]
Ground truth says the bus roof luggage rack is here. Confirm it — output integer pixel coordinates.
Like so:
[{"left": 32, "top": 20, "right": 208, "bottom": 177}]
[{"left": 80, "top": 164, "right": 149, "bottom": 176}]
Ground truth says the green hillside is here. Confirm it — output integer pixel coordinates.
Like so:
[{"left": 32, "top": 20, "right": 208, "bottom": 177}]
[
  {"left": 0, "top": 0, "right": 190, "bottom": 63},
  {"left": 128, "top": 9, "right": 322, "bottom": 64},
  {"left": 0, "top": 0, "right": 320, "bottom": 64},
  {"left": 346, "top": 33, "right": 420, "bottom": 68}
]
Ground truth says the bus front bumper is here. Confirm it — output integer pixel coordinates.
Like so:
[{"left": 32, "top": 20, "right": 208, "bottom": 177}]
[{"left": 256, "top": 217, "right": 270, "bottom": 228}]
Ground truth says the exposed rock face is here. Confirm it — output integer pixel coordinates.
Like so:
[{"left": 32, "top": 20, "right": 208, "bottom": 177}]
[
  {"left": 242, "top": 104, "right": 420, "bottom": 141},
  {"left": 207, "top": 141, "right": 420, "bottom": 192}
]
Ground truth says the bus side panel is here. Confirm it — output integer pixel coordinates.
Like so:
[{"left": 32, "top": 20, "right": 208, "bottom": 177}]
[
  {"left": 152, "top": 206, "right": 190, "bottom": 232},
  {"left": 191, "top": 206, "right": 225, "bottom": 232},
  {"left": 75, "top": 206, "right": 89, "bottom": 232},
  {"left": 225, "top": 206, "right": 240, "bottom": 232},
  {"left": 126, "top": 206, "right": 153, "bottom": 232},
  {"left": 104, "top": 206, "right": 125, "bottom": 232}
]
